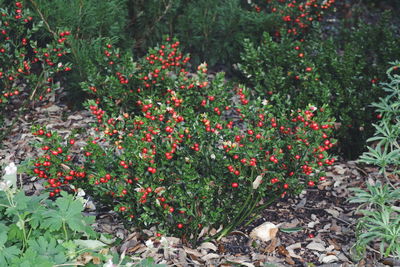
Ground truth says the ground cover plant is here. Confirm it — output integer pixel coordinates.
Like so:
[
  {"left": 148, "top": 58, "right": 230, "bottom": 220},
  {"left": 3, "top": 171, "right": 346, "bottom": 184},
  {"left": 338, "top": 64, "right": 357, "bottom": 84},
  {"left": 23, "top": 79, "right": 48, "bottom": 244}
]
[
  {"left": 0, "top": 163, "right": 100, "bottom": 266},
  {"left": 350, "top": 182, "right": 400, "bottom": 260},
  {"left": 0, "top": 163, "right": 170, "bottom": 266},
  {"left": 359, "top": 62, "right": 400, "bottom": 181},
  {"left": 349, "top": 63, "right": 400, "bottom": 260}
]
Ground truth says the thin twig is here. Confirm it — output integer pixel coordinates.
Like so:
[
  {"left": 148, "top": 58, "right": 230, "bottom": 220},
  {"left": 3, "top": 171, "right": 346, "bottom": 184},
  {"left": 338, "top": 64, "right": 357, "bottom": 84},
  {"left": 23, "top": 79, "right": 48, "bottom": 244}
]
[{"left": 29, "top": 0, "right": 57, "bottom": 37}]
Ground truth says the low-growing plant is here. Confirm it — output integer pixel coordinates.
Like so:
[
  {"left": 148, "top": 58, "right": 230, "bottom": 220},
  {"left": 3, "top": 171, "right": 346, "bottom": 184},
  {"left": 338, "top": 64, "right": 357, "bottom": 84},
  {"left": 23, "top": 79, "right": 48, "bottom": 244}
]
[
  {"left": 351, "top": 63, "right": 400, "bottom": 260},
  {"left": 0, "top": 163, "right": 102, "bottom": 266},
  {"left": 349, "top": 182, "right": 400, "bottom": 259},
  {"left": 359, "top": 62, "right": 400, "bottom": 183},
  {"left": 29, "top": 38, "right": 336, "bottom": 243}
]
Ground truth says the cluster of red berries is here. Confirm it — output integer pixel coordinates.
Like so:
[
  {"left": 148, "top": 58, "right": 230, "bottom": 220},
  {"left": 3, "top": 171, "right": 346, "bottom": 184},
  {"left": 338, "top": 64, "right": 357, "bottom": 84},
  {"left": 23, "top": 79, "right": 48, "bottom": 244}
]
[
  {"left": 0, "top": 1, "right": 71, "bottom": 104},
  {"left": 251, "top": 0, "right": 336, "bottom": 37},
  {"left": 32, "top": 128, "right": 85, "bottom": 197}
]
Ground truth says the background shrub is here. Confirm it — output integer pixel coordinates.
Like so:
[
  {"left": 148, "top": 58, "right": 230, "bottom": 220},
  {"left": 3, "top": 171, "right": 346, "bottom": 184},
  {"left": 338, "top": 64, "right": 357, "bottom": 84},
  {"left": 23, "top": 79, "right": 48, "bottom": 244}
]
[
  {"left": 25, "top": 0, "right": 132, "bottom": 105},
  {"left": 238, "top": 11, "right": 400, "bottom": 158}
]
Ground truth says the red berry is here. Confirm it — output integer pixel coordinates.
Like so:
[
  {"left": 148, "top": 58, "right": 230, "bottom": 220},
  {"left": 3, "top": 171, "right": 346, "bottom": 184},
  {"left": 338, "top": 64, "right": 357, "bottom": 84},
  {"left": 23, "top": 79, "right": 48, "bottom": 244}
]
[{"left": 231, "top": 182, "right": 239, "bottom": 188}]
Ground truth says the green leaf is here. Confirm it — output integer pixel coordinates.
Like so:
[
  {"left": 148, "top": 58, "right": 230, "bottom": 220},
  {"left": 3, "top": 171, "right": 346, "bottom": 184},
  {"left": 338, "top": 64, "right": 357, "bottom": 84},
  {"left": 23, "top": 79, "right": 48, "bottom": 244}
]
[
  {"left": 29, "top": 203, "right": 48, "bottom": 230},
  {"left": 40, "top": 192, "right": 96, "bottom": 236},
  {"left": 5, "top": 191, "right": 29, "bottom": 216},
  {"left": 8, "top": 224, "right": 24, "bottom": 242},
  {"left": 28, "top": 236, "right": 67, "bottom": 264},
  {"left": 10, "top": 247, "right": 53, "bottom": 267},
  {"left": 280, "top": 227, "right": 303, "bottom": 233},
  {"left": 136, "top": 257, "right": 167, "bottom": 267},
  {"left": 1, "top": 245, "right": 21, "bottom": 265},
  {"left": 0, "top": 231, "right": 8, "bottom": 247}
]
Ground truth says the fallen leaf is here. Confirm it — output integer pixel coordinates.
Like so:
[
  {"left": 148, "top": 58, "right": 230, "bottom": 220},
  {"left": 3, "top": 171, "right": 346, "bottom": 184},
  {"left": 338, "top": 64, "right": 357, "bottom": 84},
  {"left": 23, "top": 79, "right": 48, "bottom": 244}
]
[
  {"left": 76, "top": 252, "right": 93, "bottom": 265},
  {"left": 198, "top": 226, "right": 209, "bottom": 239},
  {"left": 287, "top": 248, "right": 302, "bottom": 259},
  {"left": 280, "top": 218, "right": 300, "bottom": 228},
  {"left": 252, "top": 175, "right": 263, "bottom": 189},
  {"left": 327, "top": 239, "right": 341, "bottom": 251},
  {"left": 276, "top": 245, "right": 289, "bottom": 257},
  {"left": 263, "top": 238, "right": 278, "bottom": 253},
  {"left": 306, "top": 241, "right": 326, "bottom": 252},
  {"left": 308, "top": 221, "right": 319, "bottom": 228},
  {"left": 286, "top": 243, "right": 302, "bottom": 251},
  {"left": 218, "top": 242, "right": 226, "bottom": 253},
  {"left": 199, "top": 242, "right": 218, "bottom": 251},
  {"left": 249, "top": 222, "right": 278, "bottom": 242},
  {"left": 324, "top": 208, "right": 340, "bottom": 217},
  {"left": 183, "top": 246, "right": 203, "bottom": 258},
  {"left": 321, "top": 255, "right": 338, "bottom": 263},
  {"left": 285, "top": 256, "right": 295, "bottom": 265},
  {"left": 201, "top": 253, "right": 220, "bottom": 261}
]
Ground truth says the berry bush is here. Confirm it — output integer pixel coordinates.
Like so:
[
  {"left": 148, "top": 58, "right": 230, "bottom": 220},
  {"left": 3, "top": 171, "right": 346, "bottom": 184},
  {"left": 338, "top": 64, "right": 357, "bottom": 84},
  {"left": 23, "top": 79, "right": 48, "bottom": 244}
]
[
  {"left": 238, "top": 11, "right": 400, "bottom": 158},
  {"left": 0, "top": 1, "right": 71, "bottom": 135},
  {"left": 29, "top": 38, "right": 336, "bottom": 242}
]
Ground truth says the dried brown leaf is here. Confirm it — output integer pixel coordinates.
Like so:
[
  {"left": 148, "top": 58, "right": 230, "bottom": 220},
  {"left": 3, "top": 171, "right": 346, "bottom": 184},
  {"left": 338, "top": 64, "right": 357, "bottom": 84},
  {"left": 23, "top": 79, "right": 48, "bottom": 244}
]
[
  {"left": 182, "top": 246, "right": 203, "bottom": 258},
  {"left": 263, "top": 238, "right": 278, "bottom": 253},
  {"left": 285, "top": 256, "right": 296, "bottom": 265},
  {"left": 276, "top": 245, "right": 289, "bottom": 257},
  {"left": 199, "top": 242, "right": 218, "bottom": 251},
  {"left": 201, "top": 253, "right": 220, "bottom": 261}
]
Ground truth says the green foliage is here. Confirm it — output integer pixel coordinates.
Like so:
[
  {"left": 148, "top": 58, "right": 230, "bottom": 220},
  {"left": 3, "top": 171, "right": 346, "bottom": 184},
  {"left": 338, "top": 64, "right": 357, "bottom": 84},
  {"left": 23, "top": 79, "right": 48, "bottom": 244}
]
[
  {"left": 128, "top": 0, "right": 335, "bottom": 69},
  {"left": 0, "top": 1, "right": 72, "bottom": 140},
  {"left": 310, "top": 12, "right": 400, "bottom": 158},
  {"left": 135, "top": 258, "right": 167, "bottom": 267},
  {"left": 0, "top": 163, "right": 106, "bottom": 266},
  {"left": 349, "top": 182, "right": 400, "bottom": 259},
  {"left": 359, "top": 62, "right": 400, "bottom": 180},
  {"left": 238, "top": 11, "right": 400, "bottom": 158},
  {"left": 29, "top": 39, "right": 336, "bottom": 243},
  {"left": 352, "top": 63, "right": 400, "bottom": 258},
  {"left": 238, "top": 32, "right": 330, "bottom": 108},
  {"left": 26, "top": 0, "right": 131, "bottom": 104},
  {"left": 171, "top": 0, "right": 277, "bottom": 67}
]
